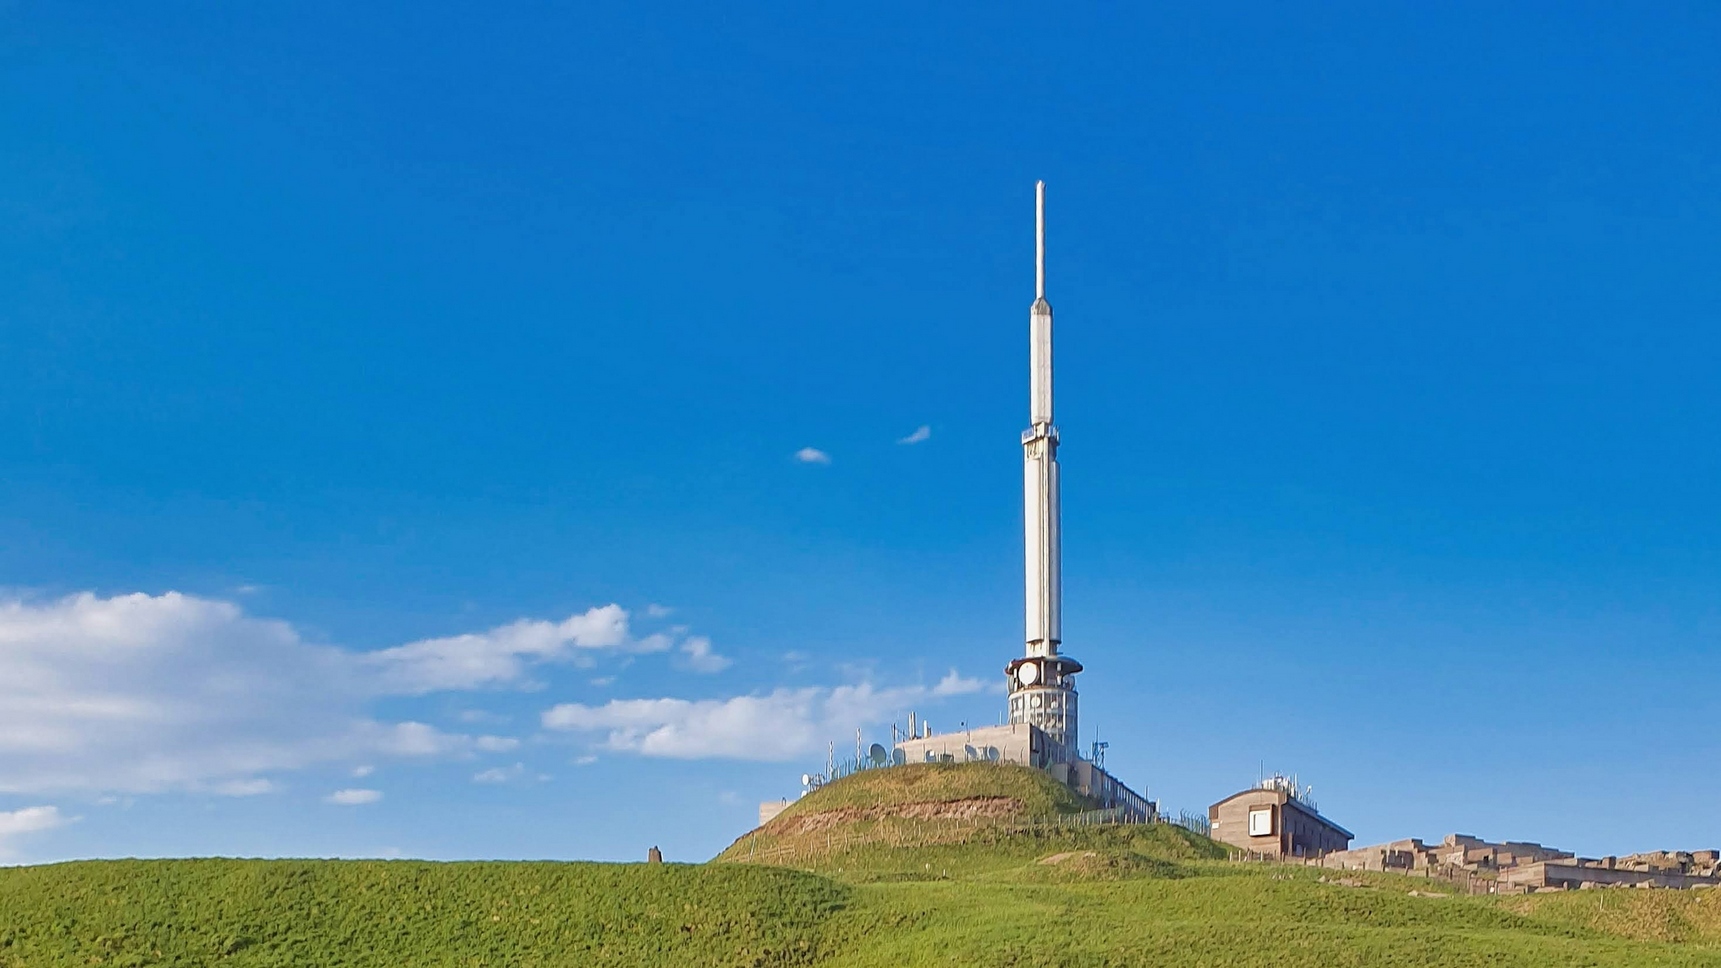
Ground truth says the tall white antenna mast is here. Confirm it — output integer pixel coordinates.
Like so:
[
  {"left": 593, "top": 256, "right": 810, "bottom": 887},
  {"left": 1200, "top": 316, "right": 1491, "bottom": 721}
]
[
  {"left": 1035, "top": 180, "right": 1046, "bottom": 300},
  {"left": 1008, "top": 179, "right": 1079, "bottom": 757}
]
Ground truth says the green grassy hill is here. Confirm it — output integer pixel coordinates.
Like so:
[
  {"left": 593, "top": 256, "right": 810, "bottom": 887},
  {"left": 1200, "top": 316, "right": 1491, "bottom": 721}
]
[
  {"left": 718, "top": 762, "right": 1225, "bottom": 882},
  {"left": 4, "top": 764, "right": 1720, "bottom": 966},
  {"left": 0, "top": 858, "right": 844, "bottom": 967},
  {"left": 759, "top": 762, "right": 1094, "bottom": 818}
]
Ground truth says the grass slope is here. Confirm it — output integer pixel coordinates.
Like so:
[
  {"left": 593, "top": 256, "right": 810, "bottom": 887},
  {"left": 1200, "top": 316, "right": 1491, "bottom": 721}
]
[
  {"left": 1506, "top": 887, "right": 1721, "bottom": 945},
  {"left": 0, "top": 859, "right": 844, "bottom": 967},
  {"left": 765, "top": 762, "right": 1095, "bottom": 819},
  {"left": 719, "top": 762, "right": 1112, "bottom": 869},
  {"left": 7, "top": 855, "right": 1721, "bottom": 967},
  {"left": 4, "top": 764, "right": 1720, "bottom": 966}
]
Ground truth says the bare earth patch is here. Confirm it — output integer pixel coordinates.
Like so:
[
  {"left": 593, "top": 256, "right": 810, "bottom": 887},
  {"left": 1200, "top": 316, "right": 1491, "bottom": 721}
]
[{"left": 771, "top": 797, "right": 1025, "bottom": 835}]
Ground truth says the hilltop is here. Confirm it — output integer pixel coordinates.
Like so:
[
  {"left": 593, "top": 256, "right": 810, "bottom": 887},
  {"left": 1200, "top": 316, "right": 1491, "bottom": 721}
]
[
  {"left": 718, "top": 761, "right": 1224, "bottom": 880},
  {"left": 757, "top": 761, "right": 1096, "bottom": 818}
]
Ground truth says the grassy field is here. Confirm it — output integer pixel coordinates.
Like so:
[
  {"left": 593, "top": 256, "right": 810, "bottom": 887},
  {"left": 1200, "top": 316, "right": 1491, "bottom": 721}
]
[
  {"left": 0, "top": 858, "right": 844, "bottom": 967},
  {"left": 3, "top": 765, "right": 1719, "bottom": 966}
]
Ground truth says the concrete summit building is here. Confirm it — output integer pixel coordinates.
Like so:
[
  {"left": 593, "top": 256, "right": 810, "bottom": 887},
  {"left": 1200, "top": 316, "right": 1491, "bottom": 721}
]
[
  {"left": 894, "top": 183, "right": 1152, "bottom": 820},
  {"left": 1208, "top": 775, "right": 1353, "bottom": 859}
]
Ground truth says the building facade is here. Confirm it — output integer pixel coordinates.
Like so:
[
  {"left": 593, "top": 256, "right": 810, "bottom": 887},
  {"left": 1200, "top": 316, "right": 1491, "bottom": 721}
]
[
  {"left": 1322, "top": 833, "right": 1572, "bottom": 873},
  {"left": 893, "top": 723, "right": 1048, "bottom": 768},
  {"left": 1209, "top": 782, "right": 1353, "bottom": 859},
  {"left": 1322, "top": 834, "right": 1721, "bottom": 893}
]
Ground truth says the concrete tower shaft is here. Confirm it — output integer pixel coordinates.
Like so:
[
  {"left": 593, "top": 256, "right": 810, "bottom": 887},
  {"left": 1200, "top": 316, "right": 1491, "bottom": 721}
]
[
  {"left": 1008, "top": 181, "right": 1080, "bottom": 758},
  {"left": 1023, "top": 180, "right": 1061, "bottom": 657}
]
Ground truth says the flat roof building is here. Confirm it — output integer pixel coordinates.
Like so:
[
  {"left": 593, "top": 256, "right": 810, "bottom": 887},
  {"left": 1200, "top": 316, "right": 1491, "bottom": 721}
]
[
  {"left": 1209, "top": 777, "right": 1353, "bottom": 859},
  {"left": 893, "top": 722, "right": 1154, "bottom": 820},
  {"left": 894, "top": 723, "right": 1045, "bottom": 769}
]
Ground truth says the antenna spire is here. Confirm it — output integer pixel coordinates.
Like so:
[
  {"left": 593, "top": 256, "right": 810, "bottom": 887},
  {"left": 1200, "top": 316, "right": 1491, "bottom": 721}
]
[{"left": 1035, "top": 180, "right": 1045, "bottom": 299}]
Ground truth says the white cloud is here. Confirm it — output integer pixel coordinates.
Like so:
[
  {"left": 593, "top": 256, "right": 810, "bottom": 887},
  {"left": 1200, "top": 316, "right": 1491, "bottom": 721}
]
[
  {"left": 794, "top": 447, "right": 831, "bottom": 465},
  {"left": 0, "top": 592, "right": 375, "bottom": 794},
  {"left": 351, "top": 765, "right": 375, "bottom": 778},
  {"left": 545, "top": 690, "right": 819, "bottom": 759},
  {"left": 0, "top": 590, "right": 786, "bottom": 798},
  {"left": 363, "top": 605, "right": 642, "bottom": 694},
  {"left": 369, "top": 721, "right": 469, "bottom": 757},
  {"left": 933, "top": 669, "right": 984, "bottom": 696},
  {"left": 0, "top": 805, "right": 71, "bottom": 857},
  {"left": 212, "top": 778, "right": 277, "bottom": 797},
  {"left": 542, "top": 678, "right": 975, "bottom": 761},
  {"left": 645, "top": 604, "right": 673, "bottom": 618},
  {"left": 472, "top": 763, "right": 526, "bottom": 784},
  {"left": 325, "top": 788, "right": 382, "bottom": 806},
  {"left": 898, "top": 425, "right": 932, "bottom": 444},
  {"left": 677, "top": 636, "right": 732, "bottom": 674},
  {"left": 0, "top": 592, "right": 591, "bottom": 795}
]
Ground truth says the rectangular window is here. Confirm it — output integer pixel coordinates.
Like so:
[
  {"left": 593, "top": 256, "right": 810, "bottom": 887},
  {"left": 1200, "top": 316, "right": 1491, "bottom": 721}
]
[{"left": 1248, "top": 807, "right": 1273, "bottom": 837}]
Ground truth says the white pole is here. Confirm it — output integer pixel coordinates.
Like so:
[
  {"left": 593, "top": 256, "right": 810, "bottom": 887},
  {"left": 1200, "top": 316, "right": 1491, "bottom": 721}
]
[{"left": 1035, "top": 180, "right": 1045, "bottom": 300}]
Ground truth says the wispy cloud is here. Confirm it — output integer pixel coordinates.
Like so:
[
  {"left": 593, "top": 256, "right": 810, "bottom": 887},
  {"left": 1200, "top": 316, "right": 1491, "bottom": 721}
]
[
  {"left": 472, "top": 763, "right": 526, "bottom": 784},
  {"left": 677, "top": 636, "right": 732, "bottom": 674},
  {"left": 541, "top": 676, "right": 983, "bottom": 761},
  {"left": 212, "top": 778, "right": 277, "bottom": 797},
  {"left": 363, "top": 605, "right": 643, "bottom": 694},
  {"left": 898, "top": 425, "right": 932, "bottom": 445},
  {"left": 794, "top": 447, "right": 831, "bottom": 465},
  {"left": 0, "top": 591, "right": 392, "bottom": 795},
  {"left": 932, "top": 669, "right": 984, "bottom": 696},
  {"left": 0, "top": 591, "right": 730, "bottom": 797},
  {"left": 0, "top": 805, "right": 71, "bottom": 857},
  {"left": 324, "top": 788, "right": 382, "bottom": 806}
]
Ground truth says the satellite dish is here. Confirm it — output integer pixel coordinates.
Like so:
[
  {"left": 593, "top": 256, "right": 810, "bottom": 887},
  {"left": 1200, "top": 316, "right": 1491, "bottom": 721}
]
[
  {"left": 800, "top": 774, "right": 811, "bottom": 786},
  {"left": 868, "top": 743, "right": 888, "bottom": 766},
  {"left": 1017, "top": 662, "right": 1039, "bottom": 686}
]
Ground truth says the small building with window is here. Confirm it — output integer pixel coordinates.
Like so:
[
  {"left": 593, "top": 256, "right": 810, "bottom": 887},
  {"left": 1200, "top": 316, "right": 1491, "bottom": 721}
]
[{"left": 1208, "top": 777, "right": 1352, "bottom": 859}]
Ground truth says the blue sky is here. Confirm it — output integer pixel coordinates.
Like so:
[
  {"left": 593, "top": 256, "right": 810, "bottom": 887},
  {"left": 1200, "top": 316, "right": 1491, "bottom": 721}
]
[{"left": 2, "top": 2, "right": 1718, "bottom": 864}]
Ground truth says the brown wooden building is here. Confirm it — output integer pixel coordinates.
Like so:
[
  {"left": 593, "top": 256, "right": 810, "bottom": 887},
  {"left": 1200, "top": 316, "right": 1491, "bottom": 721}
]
[{"left": 1209, "top": 782, "right": 1353, "bottom": 859}]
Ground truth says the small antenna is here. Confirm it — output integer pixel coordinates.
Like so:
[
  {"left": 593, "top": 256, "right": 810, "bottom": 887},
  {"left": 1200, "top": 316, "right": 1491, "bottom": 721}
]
[{"left": 1035, "top": 180, "right": 1046, "bottom": 300}]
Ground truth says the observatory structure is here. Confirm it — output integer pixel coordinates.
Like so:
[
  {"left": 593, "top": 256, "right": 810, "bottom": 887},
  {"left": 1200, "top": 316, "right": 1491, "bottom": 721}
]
[{"left": 892, "top": 183, "right": 1152, "bottom": 820}]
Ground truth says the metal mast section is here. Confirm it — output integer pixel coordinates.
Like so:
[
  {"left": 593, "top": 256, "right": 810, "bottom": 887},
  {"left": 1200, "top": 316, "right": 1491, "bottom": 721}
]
[{"left": 1006, "top": 181, "right": 1082, "bottom": 760}]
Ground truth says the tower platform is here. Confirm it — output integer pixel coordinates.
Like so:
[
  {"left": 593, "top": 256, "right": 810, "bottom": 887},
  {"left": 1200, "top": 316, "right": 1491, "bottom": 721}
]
[{"left": 893, "top": 724, "right": 1156, "bottom": 821}]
